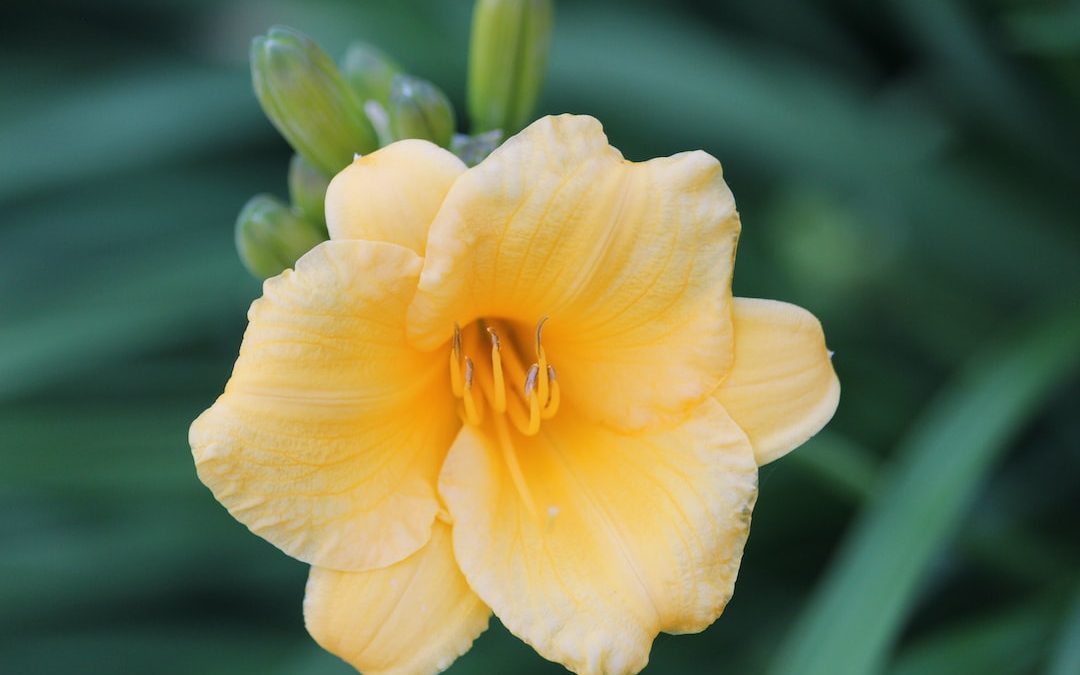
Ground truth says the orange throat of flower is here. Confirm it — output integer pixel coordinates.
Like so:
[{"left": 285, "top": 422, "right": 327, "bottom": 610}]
[{"left": 448, "top": 317, "right": 560, "bottom": 437}]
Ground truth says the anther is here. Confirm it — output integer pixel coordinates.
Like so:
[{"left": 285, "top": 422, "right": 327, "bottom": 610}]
[
  {"left": 462, "top": 356, "right": 483, "bottom": 425},
  {"left": 449, "top": 323, "right": 464, "bottom": 398},
  {"left": 523, "top": 364, "right": 541, "bottom": 435},
  {"left": 524, "top": 364, "right": 539, "bottom": 399},
  {"left": 541, "top": 364, "right": 560, "bottom": 419},
  {"left": 487, "top": 327, "right": 507, "bottom": 413}
]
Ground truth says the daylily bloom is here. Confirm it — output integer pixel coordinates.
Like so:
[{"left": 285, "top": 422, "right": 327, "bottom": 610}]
[{"left": 190, "top": 115, "right": 839, "bottom": 675}]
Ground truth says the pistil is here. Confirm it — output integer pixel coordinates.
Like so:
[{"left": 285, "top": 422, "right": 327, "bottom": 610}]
[{"left": 535, "top": 318, "right": 549, "bottom": 405}]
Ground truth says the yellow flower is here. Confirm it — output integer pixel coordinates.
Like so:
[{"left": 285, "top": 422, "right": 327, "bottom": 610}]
[{"left": 190, "top": 115, "right": 839, "bottom": 675}]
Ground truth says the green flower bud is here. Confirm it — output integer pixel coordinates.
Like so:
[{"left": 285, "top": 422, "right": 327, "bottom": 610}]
[
  {"left": 235, "top": 194, "right": 327, "bottom": 280},
  {"left": 251, "top": 26, "right": 377, "bottom": 177},
  {"left": 288, "top": 154, "right": 330, "bottom": 226},
  {"left": 387, "top": 75, "right": 456, "bottom": 147},
  {"left": 467, "top": 0, "right": 553, "bottom": 134},
  {"left": 341, "top": 42, "right": 402, "bottom": 105},
  {"left": 450, "top": 129, "right": 504, "bottom": 167}
]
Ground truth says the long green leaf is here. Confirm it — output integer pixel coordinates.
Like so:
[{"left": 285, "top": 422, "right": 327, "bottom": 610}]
[
  {"left": 0, "top": 66, "right": 255, "bottom": 204},
  {"left": 768, "top": 302, "right": 1080, "bottom": 675},
  {"left": 0, "top": 240, "right": 247, "bottom": 400},
  {"left": 1048, "top": 584, "right": 1080, "bottom": 675},
  {"left": 886, "top": 600, "right": 1053, "bottom": 675}
]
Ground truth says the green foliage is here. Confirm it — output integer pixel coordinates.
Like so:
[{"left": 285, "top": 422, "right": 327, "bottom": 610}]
[
  {"left": 2, "top": 1, "right": 1078, "bottom": 674},
  {"left": 770, "top": 306, "right": 1080, "bottom": 675}
]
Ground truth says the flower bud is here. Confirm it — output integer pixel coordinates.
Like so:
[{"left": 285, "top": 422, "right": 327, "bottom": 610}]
[
  {"left": 450, "top": 129, "right": 504, "bottom": 167},
  {"left": 235, "top": 194, "right": 327, "bottom": 280},
  {"left": 288, "top": 154, "right": 330, "bottom": 225},
  {"left": 467, "top": 0, "right": 553, "bottom": 134},
  {"left": 387, "top": 75, "right": 456, "bottom": 148},
  {"left": 251, "top": 26, "right": 378, "bottom": 177},
  {"left": 341, "top": 42, "right": 402, "bottom": 105}
]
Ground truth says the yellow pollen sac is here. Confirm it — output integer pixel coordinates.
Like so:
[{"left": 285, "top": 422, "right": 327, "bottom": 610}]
[
  {"left": 486, "top": 327, "right": 507, "bottom": 413},
  {"left": 523, "top": 364, "right": 541, "bottom": 435},
  {"left": 541, "top": 364, "right": 560, "bottom": 419},
  {"left": 447, "top": 317, "right": 557, "bottom": 436},
  {"left": 462, "top": 356, "right": 483, "bottom": 426},
  {"left": 449, "top": 323, "right": 464, "bottom": 398}
]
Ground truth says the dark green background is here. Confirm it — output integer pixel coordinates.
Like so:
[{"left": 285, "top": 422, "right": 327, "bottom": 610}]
[{"left": 3, "top": 1, "right": 1079, "bottom": 673}]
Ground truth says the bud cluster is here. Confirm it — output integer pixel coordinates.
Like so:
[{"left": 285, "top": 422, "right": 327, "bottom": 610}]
[{"left": 237, "top": 1, "right": 554, "bottom": 279}]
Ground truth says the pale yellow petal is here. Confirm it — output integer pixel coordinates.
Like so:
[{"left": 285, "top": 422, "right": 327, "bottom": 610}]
[
  {"left": 304, "top": 521, "right": 490, "bottom": 675},
  {"left": 325, "top": 139, "right": 466, "bottom": 254},
  {"left": 715, "top": 298, "right": 840, "bottom": 465},
  {"left": 189, "top": 240, "right": 459, "bottom": 571},
  {"left": 438, "top": 400, "right": 758, "bottom": 675},
  {"left": 408, "top": 114, "right": 740, "bottom": 431}
]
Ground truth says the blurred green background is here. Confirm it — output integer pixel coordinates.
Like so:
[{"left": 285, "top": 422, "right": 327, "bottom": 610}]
[{"left": 3, "top": 0, "right": 1080, "bottom": 673}]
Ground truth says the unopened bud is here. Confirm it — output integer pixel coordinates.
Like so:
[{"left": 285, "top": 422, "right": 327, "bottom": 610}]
[
  {"left": 450, "top": 129, "right": 503, "bottom": 167},
  {"left": 251, "top": 26, "right": 377, "bottom": 177},
  {"left": 387, "top": 75, "right": 456, "bottom": 147},
  {"left": 288, "top": 154, "right": 330, "bottom": 225},
  {"left": 235, "top": 194, "right": 327, "bottom": 280},
  {"left": 341, "top": 42, "right": 402, "bottom": 105},
  {"left": 467, "top": 0, "right": 553, "bottom": 134}
]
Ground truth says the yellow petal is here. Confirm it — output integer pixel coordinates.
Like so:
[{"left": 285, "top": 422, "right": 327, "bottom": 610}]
[
  {"left": 715, "top": 298, "right": 840, "bottom": 465},
  {"left": 438, "top": 400, "right": 757, "bottom": 675},
  {"left": 189, "top": 240, "right": 459, "bottom": 571},
  {"left": 325, "top": 139, "right": 466, "bottom": 254},
  {"left": 304, "top": 521, "right": 490, "bottom": 675},
  {"left": 408, "top": 114, "right": 740, "bottom": 431}
]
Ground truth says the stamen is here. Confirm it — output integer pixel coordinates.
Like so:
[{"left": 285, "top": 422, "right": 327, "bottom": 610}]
[
  {"left": 541, "top": 364, "right": 560, "bottom": 419},
  {"left": 523, "top": 364, "right": 541, "bottom": 435},
  {"left": 447, "top": 317, "right": 559, "bottom": 434},
  {"left": 462, "top": 356, "right": 483, "bottom": 425},
  {"left": 487, "top": 327, "right": 507, "bottom": 413},
  {"left": 449, "top": 323, "right": 464, "bottom": 398}
]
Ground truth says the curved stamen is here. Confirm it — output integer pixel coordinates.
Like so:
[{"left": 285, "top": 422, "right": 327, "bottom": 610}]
[
  {"left": 522, "top": 364, "right": 541, "bottom": 435},
  {"left": 448, "top": 318, "right": 557, "bottom": 434},
  {"left": 541, "top": 364, "right": 560, "bottom": 419},
  {"left": 462, "top": 356, "right": 483, "bottom": 425},
  {"left": 449, "top": 323, "right": 464, "bottom": 398},
  {"left": 487, "top": 327, "right": 507, "bottom": 413}
]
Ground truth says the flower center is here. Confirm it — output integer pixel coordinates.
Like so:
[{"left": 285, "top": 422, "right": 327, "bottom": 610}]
[{"left": 448, "top": 317, "right": 560, "bottom": 436}]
